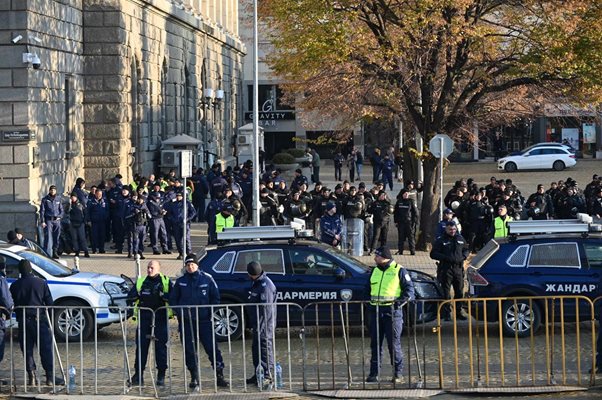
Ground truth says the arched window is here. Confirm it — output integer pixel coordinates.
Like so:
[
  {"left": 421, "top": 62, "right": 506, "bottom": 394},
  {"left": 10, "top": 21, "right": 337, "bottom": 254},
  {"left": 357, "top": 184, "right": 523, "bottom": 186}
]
[
  {"left": 160, "top": 60, "right": 168, "bottom": 140},
  {"left": 130, "top": 59, "right": 142, "bottom": 177}
]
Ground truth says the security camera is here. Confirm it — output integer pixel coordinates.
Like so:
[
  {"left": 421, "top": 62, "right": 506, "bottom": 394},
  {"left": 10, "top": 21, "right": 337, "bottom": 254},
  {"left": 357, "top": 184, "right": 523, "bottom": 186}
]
[
  {"left": 31, "top": 35, "right": 42, "bottom": 43},
  {"left": 31, "top": 54, "right": 41, "bottom": 69},
  {"left": 12, "top": 35, "right": 23, "bottom": 44}
]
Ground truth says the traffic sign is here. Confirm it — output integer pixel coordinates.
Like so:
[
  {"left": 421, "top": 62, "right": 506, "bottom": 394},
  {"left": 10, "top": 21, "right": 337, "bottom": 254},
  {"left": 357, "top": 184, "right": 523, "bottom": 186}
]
[
  {"left": 429, "top": 134, "right": 454, "bottom": 158},
  {"left": 179, "top": 150, "right": 193, "bottom": 178}
]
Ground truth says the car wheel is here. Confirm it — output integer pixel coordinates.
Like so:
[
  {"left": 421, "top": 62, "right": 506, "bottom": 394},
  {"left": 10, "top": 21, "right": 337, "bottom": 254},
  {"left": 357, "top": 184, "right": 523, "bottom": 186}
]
[
  {"left": 501, "top": 300, "right": 540, "bottom": 338},
  {"left": 504, "top": 162, "right": 517, "bottom": 173},
  {"left": 213, "top": 305, "right": 243, "bottom": 342},
  {"left": 553, "top": 160, "right": 565, "bottom": 171},
  {"left": 53, "top": 300, "right": 94, "bottom": 342}
]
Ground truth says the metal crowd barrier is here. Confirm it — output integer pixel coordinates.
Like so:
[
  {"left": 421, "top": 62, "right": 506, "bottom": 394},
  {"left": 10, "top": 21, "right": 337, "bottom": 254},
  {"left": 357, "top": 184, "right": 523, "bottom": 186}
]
[{"left": 0, "top": 296, "right": 599, "bottom": 397}]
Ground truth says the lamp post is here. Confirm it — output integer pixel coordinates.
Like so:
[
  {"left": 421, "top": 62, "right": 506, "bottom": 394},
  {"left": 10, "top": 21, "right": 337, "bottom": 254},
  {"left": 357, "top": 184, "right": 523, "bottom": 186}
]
[
  {"left": 252, "top": 0, "right": 260, "bottom": 226},
  {"left": 200, "top": 87, "right": 213, "bottom": 168},
  {"left": 213, "top": 89, "right": 224, "bottom": 159}
]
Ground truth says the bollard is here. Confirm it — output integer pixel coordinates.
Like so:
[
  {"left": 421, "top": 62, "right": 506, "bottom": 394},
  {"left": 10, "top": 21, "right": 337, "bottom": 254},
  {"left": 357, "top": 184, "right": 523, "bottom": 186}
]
[
  {"left": 135, "top": 253, "right": 141, "bottom": 278},
  {"left": 74, "top": 255, "right": 80, "bottom": 271}
]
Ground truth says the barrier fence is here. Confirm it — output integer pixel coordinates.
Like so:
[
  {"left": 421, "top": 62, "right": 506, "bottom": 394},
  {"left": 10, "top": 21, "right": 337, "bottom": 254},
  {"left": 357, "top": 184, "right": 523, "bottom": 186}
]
[{"left": 0, "top": 296, "right": 599, "bottom": 397}]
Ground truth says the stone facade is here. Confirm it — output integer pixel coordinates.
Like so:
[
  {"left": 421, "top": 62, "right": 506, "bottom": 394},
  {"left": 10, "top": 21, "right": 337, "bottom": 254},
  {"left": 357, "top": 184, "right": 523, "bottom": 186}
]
[{"left": 0, "top": 0, "right": 245, "bottom": 239}]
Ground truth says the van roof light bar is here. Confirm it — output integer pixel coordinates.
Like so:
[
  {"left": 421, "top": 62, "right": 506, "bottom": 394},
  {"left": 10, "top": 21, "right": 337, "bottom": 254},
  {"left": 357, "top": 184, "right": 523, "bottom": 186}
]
[
  {"left": 507, "top": 213, "right": 599, "bottom": 235},
  {"left": 217, "top": 219, "right": 312, "bottom": 241}
]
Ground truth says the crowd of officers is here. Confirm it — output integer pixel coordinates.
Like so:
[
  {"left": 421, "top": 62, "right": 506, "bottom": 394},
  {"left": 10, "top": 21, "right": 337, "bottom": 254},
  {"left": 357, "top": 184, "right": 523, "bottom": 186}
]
[{"left": 439, "top": 174, "right": 602, "bottom": 253}]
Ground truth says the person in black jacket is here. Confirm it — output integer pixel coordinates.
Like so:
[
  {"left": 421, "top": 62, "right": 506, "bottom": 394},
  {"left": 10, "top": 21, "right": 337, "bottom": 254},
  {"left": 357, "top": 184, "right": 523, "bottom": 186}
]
[
  {"left": 430, "top": 221, "right": 469, "bottom": 321},
  {"left": 245, "top": 262, "right": 277, "bottom": 388},
  {"left": 67, "top": 193, "right": 89, "bottom": 258},
  {"left": 394, "top": 189, "right": 418, "bottom": 255},
  {"left": 10, "top": 260, "right": 64, "bottom": 386}
]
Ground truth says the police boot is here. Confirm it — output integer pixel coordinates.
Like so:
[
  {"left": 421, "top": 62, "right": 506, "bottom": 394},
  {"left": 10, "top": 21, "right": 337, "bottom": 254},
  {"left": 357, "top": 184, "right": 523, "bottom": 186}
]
[
  {"left": 216, "top": 369, "right": 229, "bottom": 388},
  {"left": 27, "top": 371, "right": 37, "bottom": 386},
  {"left": 162, "top": 249, "right": 172, "bottom": 254},
  {"left": 188, "top": 370, "right": 199, "bottom": 389},
  {"left": 127, "top": 252, "right": 133, "bottom": 258},
  {"left": 153, "top": 249, "right": 161, "bottom": 255},
  {"left": 139, "top": 252, "right": 146, "bottom": 260},
  {"left": 156, "top": 369, "right": 166, "bottom": 387},
  {"left": 129, "top": 371, "right": 143, "bottom": 386},
  {"left": 46, "top": 374, "right": 65, "bottom": 386},
  {"left": 84, "top": 251, "right": 90, "bottom": 258}
]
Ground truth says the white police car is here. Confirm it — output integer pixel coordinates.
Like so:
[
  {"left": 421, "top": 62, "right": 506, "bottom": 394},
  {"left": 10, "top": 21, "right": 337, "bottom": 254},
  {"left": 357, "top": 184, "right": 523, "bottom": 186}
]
[{"left": 0, "top": 243, "right": 130, "bottom": 341}]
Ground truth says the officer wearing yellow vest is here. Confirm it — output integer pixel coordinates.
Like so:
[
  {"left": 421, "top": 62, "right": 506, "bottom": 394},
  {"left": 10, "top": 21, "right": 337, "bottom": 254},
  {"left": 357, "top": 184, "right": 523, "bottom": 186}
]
[
  {"left": 493, "top": 205, "right": 513, "bottom": 238},
  {"left": 127, "top": 260, "right": 172, "bottom": 387},
  {"left": 367, "top": 246, "right": 415, "bottom": 384},
  {"left": 215, "top": 203, "right": 235, "bottom": 239}
]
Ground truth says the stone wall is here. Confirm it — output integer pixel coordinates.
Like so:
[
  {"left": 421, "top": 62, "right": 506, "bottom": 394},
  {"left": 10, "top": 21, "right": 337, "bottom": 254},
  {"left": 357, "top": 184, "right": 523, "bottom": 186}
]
[{"left": 0, "top": 0, "right": 245, "bottom": 239}]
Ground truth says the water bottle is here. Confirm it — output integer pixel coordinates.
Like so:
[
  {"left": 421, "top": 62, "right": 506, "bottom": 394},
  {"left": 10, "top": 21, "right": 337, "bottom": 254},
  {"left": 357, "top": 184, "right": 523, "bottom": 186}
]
[
  {"left": 68, "top": 365, "right": 76, "bottom": 392},
  {"left": 256, "top": 364, "right": 265, "bottom": 389},
  {"left": 275, "top": 362, "right": 283, "bottom": 389}
]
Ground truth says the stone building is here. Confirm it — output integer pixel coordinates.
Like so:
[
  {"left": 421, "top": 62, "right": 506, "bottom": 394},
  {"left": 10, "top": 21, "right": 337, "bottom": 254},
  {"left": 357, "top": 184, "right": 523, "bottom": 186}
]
[{"left": 0, "top": 0, "right": 245, "bottom": 236}]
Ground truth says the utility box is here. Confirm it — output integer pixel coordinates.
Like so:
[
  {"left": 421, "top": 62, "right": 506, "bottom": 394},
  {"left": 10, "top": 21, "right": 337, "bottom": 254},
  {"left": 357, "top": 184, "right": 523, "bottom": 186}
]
[
  {"left": 237, "top": 123, "right": 264, "bottom": 164},
  {"left": 160, "top": 134, "right": 203, "bottom": 175}
]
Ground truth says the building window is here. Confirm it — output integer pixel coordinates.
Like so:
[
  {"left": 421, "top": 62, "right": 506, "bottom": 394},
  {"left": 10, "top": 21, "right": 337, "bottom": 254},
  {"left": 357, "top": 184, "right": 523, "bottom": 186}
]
[
  {"left": 247, "top": 84, "right": 294, "bottom": 112},
  {"left": 161, "top": 61, "right": 168, "bottom": 140}
]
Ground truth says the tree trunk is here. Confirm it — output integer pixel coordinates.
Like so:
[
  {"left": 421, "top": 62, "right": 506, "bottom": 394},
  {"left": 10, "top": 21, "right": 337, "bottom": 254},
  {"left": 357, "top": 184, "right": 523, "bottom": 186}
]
[{"left": 416, "top": 157, "right": 441, "bottom": 251}]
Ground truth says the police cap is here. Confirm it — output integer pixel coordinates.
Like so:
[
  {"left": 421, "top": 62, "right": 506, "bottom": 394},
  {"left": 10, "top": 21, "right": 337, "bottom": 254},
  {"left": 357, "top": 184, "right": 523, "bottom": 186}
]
[{"left": 374, "top": 246, "right": 392, "bottom": 259}]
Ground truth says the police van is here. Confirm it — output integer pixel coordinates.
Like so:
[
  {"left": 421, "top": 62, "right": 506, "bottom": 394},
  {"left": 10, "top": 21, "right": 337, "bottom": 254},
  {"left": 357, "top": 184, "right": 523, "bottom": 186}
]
[
  {"left": 0, "top": 243, "right": 130, "bottom": 341},
  {"left": 467, "top": 214, "right": 602, "bottom": 337},
  {"left": 198, "top": 225, "right": 443, "bottom": 341}
]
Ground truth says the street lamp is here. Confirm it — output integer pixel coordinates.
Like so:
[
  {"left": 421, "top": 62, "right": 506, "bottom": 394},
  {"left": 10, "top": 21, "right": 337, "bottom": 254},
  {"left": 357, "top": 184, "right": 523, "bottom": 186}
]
[
  {"left": 200, "top": 87, "right": 213, "bottom": 168},
  {"left": 213, "top": 89, "right": 224, "bottom": 158}
]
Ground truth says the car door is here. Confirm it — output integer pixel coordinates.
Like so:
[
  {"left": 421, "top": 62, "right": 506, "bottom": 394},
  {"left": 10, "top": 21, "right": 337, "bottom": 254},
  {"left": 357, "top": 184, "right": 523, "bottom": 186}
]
[
  {"left": 582, "top": 241, "right": 602, "bottom": 299},
  {"left": 522, "top": 149, "right": 542, "bottom": 169}
]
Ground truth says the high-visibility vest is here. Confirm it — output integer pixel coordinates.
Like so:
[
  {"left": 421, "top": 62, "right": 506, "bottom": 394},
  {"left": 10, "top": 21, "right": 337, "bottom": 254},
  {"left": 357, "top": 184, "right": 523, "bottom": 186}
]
[
  {"left": 370, "top": 262, "right": 401, "bottom": 306},
  {"left": 494, "top": 215, "right": 513, "bottom": 238},
  {"left": 215, "top": 213, "right": 234, "bottom": 233},
  {"left": 133, "top": 274, "right": 172, "bottom": 320}
]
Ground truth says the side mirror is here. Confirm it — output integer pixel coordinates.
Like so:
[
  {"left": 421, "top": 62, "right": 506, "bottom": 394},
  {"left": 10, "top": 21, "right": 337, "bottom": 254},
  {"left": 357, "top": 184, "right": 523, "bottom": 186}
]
[{"left": 334, "top": 267, "right": 346, "bottom": 281}]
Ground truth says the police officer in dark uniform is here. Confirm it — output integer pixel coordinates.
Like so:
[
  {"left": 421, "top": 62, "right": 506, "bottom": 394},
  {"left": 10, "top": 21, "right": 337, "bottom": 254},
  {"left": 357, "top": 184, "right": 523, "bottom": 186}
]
[
  {"left": 430, "top": 221, "right": 469, "bottom": 321},
  {"left": 128, "top": 260, "right": 172, "bottom": 386},
  {"left": 291, "top": 169, "right": 309, "bottom": 193},
  {"left": 381, "top": 155, "right": 395, "bottom": 190},
  {"left": 205, "top": 193, "right": 224, "bottom": 245},
  {"left": 0, "top": 256, "right": 14, "bottom": 376},
  {"left": 40, "top": 185, "right": 64, "bottom": 259},
  {"left": 147, "top": 192, "right": 170, "bottom": 255},
  {"left": 245, "top": 261, "right": 277, "bottom": 388},
  {"left": 166, "top": 191, "right": 196, "bottom": 260},
  {"left": 10, "top": 260, "right": 64, "bottom": 386},
  {"left": 126, "top": 194, "right": 150, "bottom": 259},
  {"left": 169, "top": 254, "right": 228, "bottom": 388},
  {"left": 394, "top": 189, "right": 418, "bottom": 255},
  {"left": 320, "top": 202, "right": 342, "bottom": 247},
  {"left": 67, "top": 193, "right": 89, "bottom": 258},
  {"left": 526, "top": 184, "right": 554, "bottom": 220},
  {"left": 368, "top": 191, "right": 392, "bottom": 254},
  {"left": 86, "top": 189, "right": 109, "bottom": 254},
  {"left": 259, "top": 188, "right": 278, "bottom": 226},
  {"left": 366, "top": 246, "right": 415, "bottom": 383}
]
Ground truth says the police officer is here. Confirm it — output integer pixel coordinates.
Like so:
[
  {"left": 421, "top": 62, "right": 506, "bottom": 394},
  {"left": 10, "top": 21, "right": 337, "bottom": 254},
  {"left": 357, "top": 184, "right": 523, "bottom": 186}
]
[
  {"left": 259, "top": 188, "right": 278, "bottom": 226},
  {"left": 246, "top": 261, "right": 277, "bottom": 388},
  {"left": 166, "top": 191, "right": 196, "bottom": 260},
  {"left": 206, "top": 193, "right": 225, "bottom": 244},
  {"left": 0, "top": 256, "right": 14, "bottom": 378},
  {"left": 147, "top": 192, "right": 170, "bottom": 255},
  {"left": 10, "top": 260, "right": 64, "bottom": 386},
  {"left": 170, "top": 254, "right": 228, "bottom": 388},
  {"left": 430, "top": 221, "right": 469, "bottom": 321},
  {"left": 368, "top": 191, "right": 393, "bottom": 254},
  {"left": 126, "top": 194, "right": 150, "bottom": 259},
  {"left": 128, "top": 260, "right": 172, "bottom": 386},
  {"left": 40, "top": 185, "right": 64, "bottom": 259},
  {"left": 526, "top": 184, "right": 554, "bottom": 220},
  {"left": 334, "top": 151, "right": 345, "bottom": 181},
  {"left": 113, "top": 187, "right": 132, "bottom": 254},
  {"left": 320, "top": 201, "right": 342, "bottom": 247},
  {"left": 215, "top": 204, "right": 235, "bottom": 238},
  {"left": 492, "top": 205, "right": 513, "bottom": 238},
  {"left": 86, "top": 189, "right": 109, "bottom": 254},
  {"left": 291, "top": 168, "right": 309, "bottom": 193},
  {"left": 381, "top": 154, "right": 395, "bottom": 191},
  {"left": 366, "top": 246, "right": 415, "bottom": 383},
  {"left": 67, "top": 193, "right": 90, "bottom": 258},
  {"left": 394, "top": 189, "right": 418, "bottom": 255}
]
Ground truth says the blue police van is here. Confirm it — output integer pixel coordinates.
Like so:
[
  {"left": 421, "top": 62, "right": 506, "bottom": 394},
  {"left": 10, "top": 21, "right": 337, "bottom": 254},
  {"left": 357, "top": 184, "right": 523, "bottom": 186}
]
[
  {"left": 197, "top": 227, "right": 442, "bottom": 341},
  {"left": 467, "top": 216, "right": 602, "bottom": 337}
]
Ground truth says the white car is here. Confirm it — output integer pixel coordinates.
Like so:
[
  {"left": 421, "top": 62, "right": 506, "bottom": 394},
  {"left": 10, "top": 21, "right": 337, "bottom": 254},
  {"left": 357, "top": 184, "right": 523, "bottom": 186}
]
[
  {"left": 498, "top": 146, "right": 576, "bottom": 172},
  {"left": 0, "top": 243, "right": 131, "bottom": 341}
]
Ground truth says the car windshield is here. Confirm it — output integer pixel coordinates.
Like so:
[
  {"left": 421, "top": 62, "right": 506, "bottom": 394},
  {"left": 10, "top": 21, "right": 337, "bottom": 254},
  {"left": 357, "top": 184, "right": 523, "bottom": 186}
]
[
  {"left": 324, "top": 247, "right": 370, "bottom": 274},
  {"left": 17, "top": 250, "right": 74, "bottom": 277}
]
